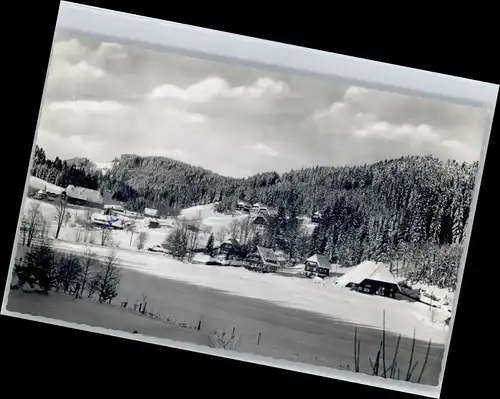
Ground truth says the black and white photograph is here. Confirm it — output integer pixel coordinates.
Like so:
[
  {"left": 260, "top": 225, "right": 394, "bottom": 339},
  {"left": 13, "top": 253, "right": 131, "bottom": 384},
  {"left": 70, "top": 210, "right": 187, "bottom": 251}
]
[{"left": 2, "top": 9, "right": 495, "bottom": 396}]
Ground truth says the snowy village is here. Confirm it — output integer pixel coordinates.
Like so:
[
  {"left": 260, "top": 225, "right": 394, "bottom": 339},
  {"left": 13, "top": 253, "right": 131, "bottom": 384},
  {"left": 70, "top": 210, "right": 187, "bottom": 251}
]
[
  {"left": 6, "top": 154, "right": 464, "bottom": 387},
  {"left": 4, "top": 31, "right": 487, "bottom": 390}
]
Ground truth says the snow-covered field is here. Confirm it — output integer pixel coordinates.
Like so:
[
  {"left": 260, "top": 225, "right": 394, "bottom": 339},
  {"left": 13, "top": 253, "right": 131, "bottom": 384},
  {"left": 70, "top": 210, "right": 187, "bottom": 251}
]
[{"left": 18, "top": 198, "right": 454, "bottom": 346}]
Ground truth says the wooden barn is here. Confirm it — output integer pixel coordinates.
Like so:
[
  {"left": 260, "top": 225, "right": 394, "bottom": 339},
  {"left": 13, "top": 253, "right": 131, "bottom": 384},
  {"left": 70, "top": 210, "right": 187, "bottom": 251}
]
[
  {"left": 304, "top": 254, "right": 331, "bottom": 278},
  {"left": 144, "top": 217, "right": 160, "bottom": 228},
  {"left": 244, "top": 246, "right": 279, "bottom": 273},
  {"left": 63, "top": 185, "right": 104, "bottom": 209},
  {"left": 218, "top": 238, "right": 242, "bottom": 258},
  {"left": 336, "top": 261, "right": 400, "bottom": 298}
]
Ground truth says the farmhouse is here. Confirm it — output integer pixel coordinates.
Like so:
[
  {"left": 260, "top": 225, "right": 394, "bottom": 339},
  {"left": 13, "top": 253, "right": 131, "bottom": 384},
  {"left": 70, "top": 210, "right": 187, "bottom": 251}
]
[
  {"left": 218, "top": 238, "right": 242, "bottom": 257},
  {"left": 336, "top": 261, "right": 400, "bottom": 298},
  {"left": 235, "top": 201, "right": 251, "bottom": 213},
  {"left": 144, "top": 208, "right": 158, "bottom": 217},
  {"left": 64, "top": 185, "right": 104, "bottom": 209},
  {"left": 251, "top": 214, "right": 271, "bottom": 234},
  {"left": 311, "top": 211, "right": 323, "bottom": 224},
  {"left": 244, "top": 246, "right": 279, "bottom": 273},
  {"left": 304, "top": 254, "right": 331, "bottom": 278}
]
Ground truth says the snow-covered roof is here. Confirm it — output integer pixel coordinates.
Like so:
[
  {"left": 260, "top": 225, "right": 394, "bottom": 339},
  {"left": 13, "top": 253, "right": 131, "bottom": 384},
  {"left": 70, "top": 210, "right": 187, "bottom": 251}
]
[
  {"left": 144, "top": 207, "right": 158, "bottom": 217},
  {"left": 336, "top": 261, "right": 399, "bottom": 287},
  {"left": 256, "top": 246, "right": 277, "bottom": 262},
  {"left": 306, "top": 254, "right": 331, "bottom": 270},
  {"left": 65, "top": 185, "right": 104, "bottom": 204},
  {"left": 222, "top": 238, "right": 240, "bottom": 248},
  {"left": 29, "top": 175, "right": 65, "bottom": 194},
  {"left": 251, "top": 214, "right": 271, "bottom": 224}
]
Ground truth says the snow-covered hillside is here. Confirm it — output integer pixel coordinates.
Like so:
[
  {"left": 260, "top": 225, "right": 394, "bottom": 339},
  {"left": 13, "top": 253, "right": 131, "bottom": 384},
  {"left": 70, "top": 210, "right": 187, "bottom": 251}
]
[
  {"left": 92, "top": 162, "right": 113, "bottom": 174},
  {"left": 28, "top": 176, "right": 65, "bottom": 194}
]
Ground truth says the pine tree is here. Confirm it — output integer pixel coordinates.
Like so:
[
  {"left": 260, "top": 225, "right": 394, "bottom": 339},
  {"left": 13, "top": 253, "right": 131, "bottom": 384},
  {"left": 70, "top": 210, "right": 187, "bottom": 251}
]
[{"left": 205, "top": 233, "right": 215, "bottom": 256}]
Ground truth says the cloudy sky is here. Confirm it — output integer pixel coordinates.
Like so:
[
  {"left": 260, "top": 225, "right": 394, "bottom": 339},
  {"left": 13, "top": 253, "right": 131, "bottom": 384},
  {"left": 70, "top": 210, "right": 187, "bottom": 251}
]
[{"left": 36, "top": 29, "right": 490, "bottom": 178}]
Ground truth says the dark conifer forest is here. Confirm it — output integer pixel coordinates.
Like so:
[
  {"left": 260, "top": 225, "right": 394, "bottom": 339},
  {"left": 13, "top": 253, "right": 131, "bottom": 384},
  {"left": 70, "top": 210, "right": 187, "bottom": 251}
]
[{"left": 30, "top": 145, "right": 479, "bottom": 290}]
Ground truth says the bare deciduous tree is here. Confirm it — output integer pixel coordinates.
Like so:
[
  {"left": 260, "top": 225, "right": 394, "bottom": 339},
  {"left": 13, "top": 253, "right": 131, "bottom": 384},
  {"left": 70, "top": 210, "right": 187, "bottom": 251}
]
[
  {"left": 100, "top": 227, "right": 113, "bottom": 246},
  {"left": 229, "top": 220, "right": 240, "bottom": 241},
  {"left": 24, "top": 203, "right": 45, "bottom": 247},
  {"left": 57, "top": 253, "right": 82, "bottom": 293},
  {"left": 126, "top": 223, "right": 136, "bottom": 246},
  {"left": 75, "top": 226, "right": 83, "bottom": 243},
  {"left": 39, "top": 217, "right": 50, "bottom": 244},
  {"left": 239, "top": 216, "right": 253, "bottom": 245},
  {"left": 85, "top": 208, "right": 92, "bottom": 223},
  {"left": 86, "top": 274, "right": 101, "bottom": 299},
  {"left": 97, "top": 251, "right": 121, "bottom": 304},
  {"left": 215, "top": 228, "right": 228, "bottom": 246},
  {"left": 53, "top": 197, "right": 68, "bottom": 239},
  {"left": 80, "top": 248, "right": 97, "bottom": 297},
  {"left": 136, "top": 231, "right": 149, "bottom": 250},
  {"left": 20, "top": 215, "right": 29, "bottom": 246},
  {"left": 187, "top": 228, "right": 200, "bottom": 254},
  {"left": 64, "top": 211, "right": 71, "bottom": 226},
  {"left": 88, "top": 232, "right": 96, "bottom": 245}
]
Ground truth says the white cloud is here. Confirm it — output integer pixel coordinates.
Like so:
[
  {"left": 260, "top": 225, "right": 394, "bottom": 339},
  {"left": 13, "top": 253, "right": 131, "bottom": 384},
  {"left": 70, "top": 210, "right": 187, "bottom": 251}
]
[
  {"left": 36, "top": 129, "right": 104, "bottom": 160},
  {"left": 250, "top": 143, "right": 280, "bottom": 157},
  {"left": 149, "top": 76, "right": 290, "bottom": 102},
  {"left": 47, "top": 100, "right": 129, "bottom": 114},
  {"left": 441, "top": 139, "right": 481, "bottom": 162},
  {"left": 39, "top": 34, "right": 489, "bottom": 176},
  {"left": 48, "top": 60, "right": 106, "bottom": 81},
  {"left": 156, "top": 107, "right": 206, "bottom": 123},
  {"left": 353, "top": 122, "right": 441, "bottom": 143},
  {"left": 312, "top": 85, "right": 488, "bottom": 162},
  {"left": 52, "top": 38, "right": 88, "bottom": 59},
  {"left": 96, "top": 42, "right": 127, "bottom": 60}
]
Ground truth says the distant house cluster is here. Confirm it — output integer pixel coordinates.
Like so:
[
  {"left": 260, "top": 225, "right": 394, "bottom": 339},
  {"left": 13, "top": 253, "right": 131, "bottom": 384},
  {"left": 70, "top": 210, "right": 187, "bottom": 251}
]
[
  {"left": 27, "top": 175, "right": 162, "bottom": 230},
  {"left": 236, "top": 200, "right": 277, "bottom": 217}
]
